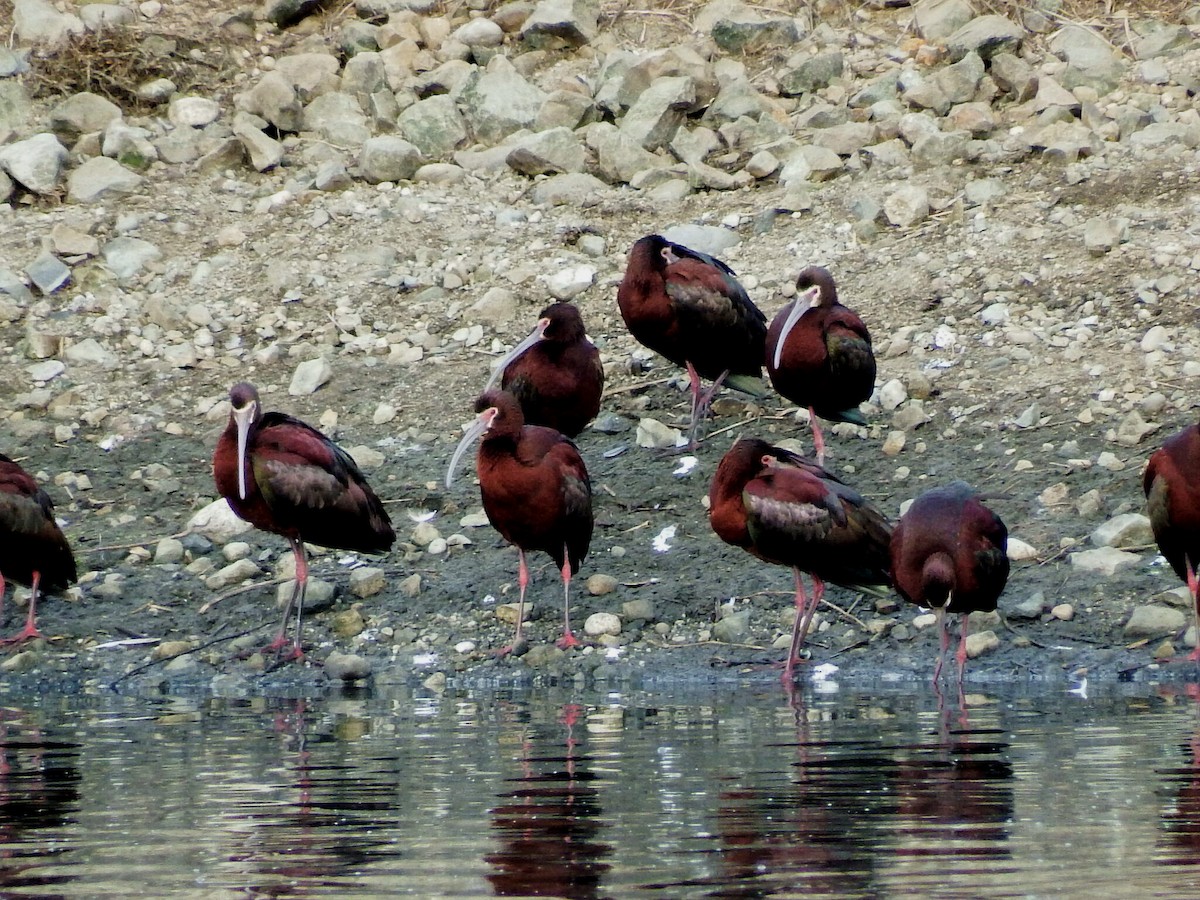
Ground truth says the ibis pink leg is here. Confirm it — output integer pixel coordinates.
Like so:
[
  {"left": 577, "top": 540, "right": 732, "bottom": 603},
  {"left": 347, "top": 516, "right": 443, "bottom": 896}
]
[
  {"left": 685, "top": 363, "right": 731, "bottom": 447},
  {"left": 496, "top": 549, "right": 531, "bottom": 657},
  {"left": 1187, "top": 557, "right": 1199, "bottom": 663},
  {"left": 955, "top": 613, "right": 971, "bottom": 685},
  {"left": 268, "top": 538, "right": 307, "bottom": 662},
  {"left": 808, "top": 407, "right": 827, "bottom": 466},
  {"left": 783, "top": 570, "right": 822, "bottom": 682},
  {"left": 555, "top": 550, "right": 581, "bottom": 650},
  {"left": 931, "top": 607, "right": 950, "bottom": 685},
  {"left": 2, "top": 571, "right": 44, "bottom": 645}
]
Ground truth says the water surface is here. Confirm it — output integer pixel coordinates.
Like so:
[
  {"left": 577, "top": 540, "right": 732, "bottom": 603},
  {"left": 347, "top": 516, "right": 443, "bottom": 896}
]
[{"left": 2, "top": 683, "right": 1199, "bottom": 897}]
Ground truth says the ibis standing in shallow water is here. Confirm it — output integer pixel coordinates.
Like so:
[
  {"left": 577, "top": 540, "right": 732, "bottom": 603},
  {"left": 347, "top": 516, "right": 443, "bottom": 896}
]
[
  {"left": 617, "top": 234, "right": 767, "bottom": 444},
  {"left": 212, "top": 382, "right": 395, "bottom": 661},
  {"left": 890, "top": 481, "right": 1009, "bottom": 686},
  {"left": 446, "top": 389, "right": 593, "bottom": 653},
  {"left": 1144, "top": 418, "right": 1200, "bottom": 660},
  {"left": 485, "top": 302, "right": 604, "bottom": 438},
  {"left": 766, "top": 266, "right": 876, "bottom": 466},
  {"left": 0, "top": 454, "right": 76, "bottom": 645},
  {"left": 709, "top": 437, "right": 892, "bottom": 682}
]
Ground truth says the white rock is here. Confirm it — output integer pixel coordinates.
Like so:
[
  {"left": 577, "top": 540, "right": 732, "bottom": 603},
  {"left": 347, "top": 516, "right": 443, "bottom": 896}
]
[
  {"left": 0, "top": 133, "right": 67, "bottom": 195},
  {"left": 1141, "top": 325, "right": 1169, "bottom": 353},
  {"left": 289, "top": 357, "right": 332, "bottom": 395},
  {"left": 884, "top": 184, "right": 930, "bottom": 227},
  {"left": 636, "top": 417, "right": 685, "bottom": 449},
  {"left": 1124, "top": 604, "right": 1186, "bottom": 638},
  {"left": 169, "top": 97, "right": 221, "bottom": 127},
  {"left": 1069, "top": 546, "right": 1141, "bottom": 576},
  {"left": 1090, "top": 513, "right": 1153, "bottom": 549},
  {"left": 1006, "top": 538, "right": 1038, "bottom": 561},
  {"left": 544, "top": 265, "right": 595, "bottom": 300},
  {"left": 583, "top": 612, "right": 621, "bottom": 636},
  {"left": 64, "top": 338, "right": 118, "bottom": 368},
  {"left": 187, "top": 498, "right": 253, "bottom": 543},
  {"left": 349, "top": 566, "right": 386, "bottom": 598},
  {"left": 205, "top": 558, "right": 262, "bottom": 590},
  {"left": 879, "top": 378, "right": 908, "bottom": 411}
]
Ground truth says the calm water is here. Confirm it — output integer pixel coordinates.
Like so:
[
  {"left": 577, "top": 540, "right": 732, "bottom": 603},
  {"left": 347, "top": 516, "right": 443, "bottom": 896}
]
[{"left": 2, "top": 682, "right": 1200, "bottom": 897}]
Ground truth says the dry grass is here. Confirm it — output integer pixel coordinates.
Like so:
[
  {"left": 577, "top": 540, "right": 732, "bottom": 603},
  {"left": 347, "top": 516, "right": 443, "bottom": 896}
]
[{"left": 24, "top": 24, "right": 246, "bottom": 110}]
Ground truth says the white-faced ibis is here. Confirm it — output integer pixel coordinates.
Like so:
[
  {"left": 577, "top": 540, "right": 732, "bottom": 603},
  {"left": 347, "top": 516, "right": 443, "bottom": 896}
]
[
  {"left": 0, "top": 454, "right": 76, "bottom": 645},
  {"left": 485, "top": 302, "right": 604, "bottom": 438},
  {"left": 212, "top": 382, "right": 395, "bottom": 661},
  {"left": 1145, "top": 419, "right": 1200, "bottom": 659},
  {"left": 446, "top": 389, "right": 593, "bottom": 652},
  {"left": 766, "top": 266, "right": 875, "bottom": 465},
  {"left": 890, "top": 481, "right": 1009, "bottom": 685},
  {"left": 617, "top": 234, "right": 767, "bottom": 443},
  {"left": 709, "top": 437, "right": 892, "bottom": 681}
]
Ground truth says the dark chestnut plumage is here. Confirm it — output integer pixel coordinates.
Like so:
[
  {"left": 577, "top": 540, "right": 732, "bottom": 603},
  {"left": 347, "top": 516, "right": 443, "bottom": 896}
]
[
  {"left": 212, "top": 382, "right": 395, "bottom": 660},
  {"left": 1144, "top": 420, "right": 1200, "bottom": 660},
  {"left": 890, "top": 481, "right": 1009, "bottom": 684},
  {"left": 617, "top": 234, "right": 768, "bottom": 442},
  {"left": 0, "top": 454, "right": 76, "bottom": 645},
  {"left": 709, "top": 437, "right": 892, "bottom": 681},
  {"left": 766, "top": 267, "right": 875, "bottom": 465},
  {"left": 485, "top": 302, "right": 603, "bottom": 438},
  {"left": 446, "top": 389, "right": 593, "bottom": 651}
]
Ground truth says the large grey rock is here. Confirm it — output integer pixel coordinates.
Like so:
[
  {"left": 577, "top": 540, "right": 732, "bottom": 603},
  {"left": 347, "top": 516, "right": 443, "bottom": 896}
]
[
  {"left": 289, "top": 357, "right": 332, "bottom": 395},
  {"left": 703, "top": 77, "right": 770, "bottom": 124},
  {"left": 237, "top": 72, "right": 303, "bottom": 132},
  {"left": 1070, "top": 546, "right": 1141, "bottom": 576},
  {"left": 1091, "top": 513, "right": 1154, "bottom": 549},
  {"left": 102, "top": 237, "right": 161, "bottom": 280},
  {"left": 276, "top": 53, "right": 342, "bottom": 101},
  {"left": 50, "top": 92, "right": 122, "bottom": 138},
  {"left": 1134, "top": 24, "right": 1194, "bottom": 58},
  {"left": 849, "top": 70, "right": 901, "bottom": 108},
  {"left": 1128, "top": 122, "right": 1200, "bottom": 150},
  {"left": 946, "top": 14, "right": 1023, "bottom": 61},
  {"left": 264, "top": 0, "right": 325, "bottom": 27},
  {"left": 458, "top": 56, "right": 546, "bottom": 144},
  {"left": 102, "top": 121, "right": 157, "bottom": 170},
  {"left": 990, "top": 52, "right": 1037, "bottom": 101},
  {"left": 342, "top": 52, "right": 387, "bottom": 98},
  {"left": 621, "top": 76, "right": 694, "bottom": 150},
  {"left": 779, "top": 52, "right": 843, "bottom": 96},
  {"left": 536, "top": 89, "right": 594, "bottom": 131},
  {"left": 13, "top": 0, "right": 84, "bottom": 45},
  {"left": 811, "top": 122, "right": 878, "bottom": 156},
  {"left": 914, "top": 0, "right": 974, "bottom": 40},
  {"left": 233, "top": 118, "right": 284, "bottom": 171},
  {"left": 529, "top": 172, "right": 608, "bottom": 205},
  {"left": 710, "top": 4, "right": 799, "bottom": 52},
  {"left": 302, "top": 93, "right": 371, "bottom": 146},
  {"left": 591, "top": 125, "right": 663, "bottom": 183},
  {"left": 68, "top": 157, "right": 143, "bottom": 203},
  {"left": 26, "top": 252, "right": 70, "bottom": 295},
  {"left": 934, "top": 50, "right": 985, "bottom": 103},
  {"left": 454, "top": 18, "right": 504, "bottom": 48},
  {"left": 79, "top": 4, "right": 134, "bottom": 30},
  {"left": 397, "top": 95, "right": 469, "bottom": 158},
  {"left": 911, "top": 130, "right": 972, "bottom": 167},
  {"left": 0, "top": 82, "right": 34, "bottom": 132},
  {"left": 357, "top": 136, "right": 422, "bottom": 183},
  {"left": 0, "top": 171, "right": 11, "bottom": 203},
  {"left": 660, "top": 223, "right": 740, "bottom": 256},
  {"left": 167, "top": 96, "right": 220, "bottom": 130},
  {"left": 0, "top": 133, "right": 67, "bottom": 195},
  {"left": 884, "top": 184, "right": 930, "bottom": 226},
  {"left": 1049, "top": 25, "right": 1125, "bottom": 94},
  {"left": 778, "top": 145, "right": 843, "bottom": 183},
  {"left": 1124, "top": 604, "right": 1186, "bottom": 638},
  {"left": 65, "top": 337, "right": 118, "bottom": 367},
  {"left": 506, "top": 127, "right": 586, "bottom": 174},
  {"left": 520, "top": 0, "right": 599, "bottom": 49}
]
